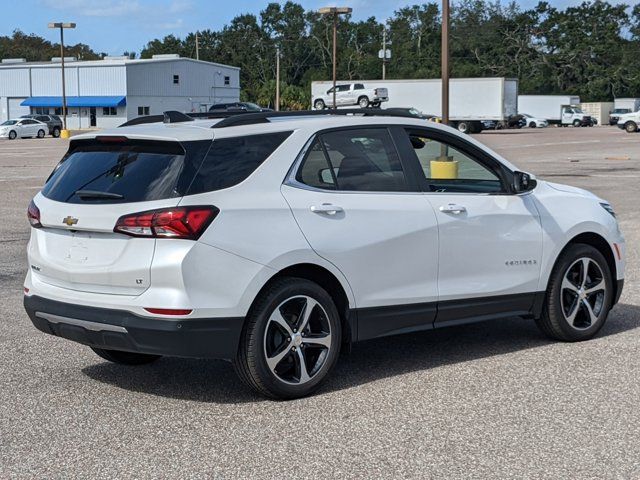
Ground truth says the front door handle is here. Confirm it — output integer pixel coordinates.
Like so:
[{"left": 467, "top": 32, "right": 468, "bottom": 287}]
[
  {"left": 439, "top": 203, "right": 467, "bottom": 214},
  {"left": 310, "top": 204, "right": 343, "bottom": 215}
]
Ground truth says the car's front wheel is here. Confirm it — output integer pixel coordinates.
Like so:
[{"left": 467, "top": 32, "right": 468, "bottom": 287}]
[
  {"left": 536, "top": 244, "right": 613, "bottom": 342},
  {"left": 234, "top": 277, "right": 341, "bottom": 399},
  {"left": 91, "top": 347, "right": 161, "bottom": 365},
  {"left": 8, "top": 130, "right": 16, "bottom": 140},
  {"left": 624, "top": 121, "right": 638, "bottom": 133},
  {"left": 529, "top": 121, "right": 537, "bottom": 128}
]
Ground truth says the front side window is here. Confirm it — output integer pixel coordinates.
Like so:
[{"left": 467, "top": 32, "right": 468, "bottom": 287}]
[
  {"left": 406, "top": 130, "right": 503, "bottom": 193},
  {"left": 296, "top": 128, "right": 408, "bottom": 192}
]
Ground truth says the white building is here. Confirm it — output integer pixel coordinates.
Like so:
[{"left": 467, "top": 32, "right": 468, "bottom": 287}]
[{"left": 0, "top": 55, "right": 240, "bottom": 129}]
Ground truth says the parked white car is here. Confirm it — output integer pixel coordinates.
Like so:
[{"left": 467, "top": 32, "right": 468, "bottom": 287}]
[
  {"left": 521, "top": 113, "right": 548, "bottom": 128},
  {"left": 0, "top": 118, "right": 48, "bottom": 139},
  {"left": 313, "top": 83, "right": 388, "bottom": 110},
  {"left": 24, "top": 110, "right": 625, "bottom": 399}
]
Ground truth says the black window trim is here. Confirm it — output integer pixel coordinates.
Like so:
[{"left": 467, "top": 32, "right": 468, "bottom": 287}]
[
  {"left": 398, "top": 126, "right": 517, "bottom": 195},
  {"left": 285, "top": 125, "right": 422, "bottom": 194}
]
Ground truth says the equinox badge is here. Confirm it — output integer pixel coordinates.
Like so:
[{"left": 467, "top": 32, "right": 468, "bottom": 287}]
[{"left": 62, "top": 216, "right": 78, "bottom": 227}]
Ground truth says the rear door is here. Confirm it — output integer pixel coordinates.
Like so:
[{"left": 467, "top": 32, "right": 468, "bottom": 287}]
[
  {"left": 282, "top": 127, "right": 439, "bottom": 340},
  {"left": 29, "top": 137, "right": 210, "bottom": 295}
]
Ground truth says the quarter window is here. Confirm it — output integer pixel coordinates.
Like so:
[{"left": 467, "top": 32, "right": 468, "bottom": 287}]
[
  {"left": 296, "top": 128, "right": 408, "bottom": 192},
  {"left": 406, "top": 130, "right": 503, "bottom": 193}
]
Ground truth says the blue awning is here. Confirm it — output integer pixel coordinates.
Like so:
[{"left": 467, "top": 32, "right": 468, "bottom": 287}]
[{"left": 21, "top": 96, "right": 126, "bottom": 108}]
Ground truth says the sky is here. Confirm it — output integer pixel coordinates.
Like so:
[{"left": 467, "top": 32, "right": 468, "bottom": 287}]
[{"left": 0, "top": 0, "right": 637, "bottom": 56}]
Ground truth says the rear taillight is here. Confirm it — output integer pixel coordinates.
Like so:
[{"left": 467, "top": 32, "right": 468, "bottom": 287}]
[
  {"left": 27, "top": 200, "right": 42, "bottom": 228},
  {"left": 114, "top": 206, "right": 218, "bottom": 239}
]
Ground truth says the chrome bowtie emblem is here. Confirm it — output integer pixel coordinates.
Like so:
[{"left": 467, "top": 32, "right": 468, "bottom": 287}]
[{"left": 62, "top": 216, "right": 78, "bottom": 226}]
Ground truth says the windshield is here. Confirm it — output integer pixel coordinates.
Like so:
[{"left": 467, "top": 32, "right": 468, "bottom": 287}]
[
  {"left": 1, "top": 120, "right": 17, "bottom": 126},
  {"left": 521, "top": 113, "right": 532, "bottom": 118}
]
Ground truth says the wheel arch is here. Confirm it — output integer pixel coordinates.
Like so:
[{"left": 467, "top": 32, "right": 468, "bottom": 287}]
[
  {"left": 249, "top": 263, "right": 355, "bottom": 343},
  {"left": 550, "top": 232, "right": 618, "bottom": 302}
]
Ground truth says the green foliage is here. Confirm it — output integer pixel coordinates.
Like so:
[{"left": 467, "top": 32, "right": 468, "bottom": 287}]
[{"left": 3, "top": 1, "right": 639, "bottom": 104}]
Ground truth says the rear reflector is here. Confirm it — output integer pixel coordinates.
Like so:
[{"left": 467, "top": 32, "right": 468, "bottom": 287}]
[
  {"left": 114, "top": 205, "right": 218, "bottom": 239},
  {"left": 27, "top": 200, "right": 42, "bottom": 228},
  {"left": 24, "top": 287, "right": 30, "bottom": 294},
  {"left": 144, "top": 308, "right": 193, "bottom": 316}
]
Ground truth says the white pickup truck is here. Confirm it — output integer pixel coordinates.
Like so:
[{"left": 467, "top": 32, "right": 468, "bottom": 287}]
[
  {"left": 616, "top": 111, "right": 640, "bottom": 133},
  {"left": 313, "top": 83, "right": 389, "bottom": 109}
]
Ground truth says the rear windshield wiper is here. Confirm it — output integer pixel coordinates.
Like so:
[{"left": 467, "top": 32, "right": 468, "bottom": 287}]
[{"left": 74, "top": 189, "right": 124, "bottom": 200}]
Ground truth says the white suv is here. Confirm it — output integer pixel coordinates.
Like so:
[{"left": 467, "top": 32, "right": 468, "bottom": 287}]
[{"left": 24, "top": 110, "right": 625, "bottom": 399}]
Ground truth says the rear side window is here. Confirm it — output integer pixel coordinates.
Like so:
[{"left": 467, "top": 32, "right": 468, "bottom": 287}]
[
  {"left": 296, "top": 128, "right": 408, "bottom": 192},
  {"left": 42, "top": 140, "right": 209, "bottom": 204},
  {"left": 186, "top": 131, "right": 292, "bottom": 194}
]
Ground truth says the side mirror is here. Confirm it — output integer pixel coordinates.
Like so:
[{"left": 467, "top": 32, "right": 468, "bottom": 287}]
[{"left": 513, "top": 171, "right": 537, "bottom": 193}]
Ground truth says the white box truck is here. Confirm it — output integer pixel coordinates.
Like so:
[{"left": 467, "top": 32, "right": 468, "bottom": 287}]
[
  {"left": 311, "top": 78, "right": 518, "bottom": 133},
  {"left": 614, "top": 98, "right": 640, "bottom": 112},
  {"left": 518, "top": 95, "right": 594, "bottom": 126}
]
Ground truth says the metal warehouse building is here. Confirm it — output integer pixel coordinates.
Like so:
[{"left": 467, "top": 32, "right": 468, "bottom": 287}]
[{"left": 0, "top": 55, "right": 240, "bottom": 129}]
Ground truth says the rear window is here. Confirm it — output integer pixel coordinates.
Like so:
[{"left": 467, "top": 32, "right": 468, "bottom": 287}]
[{"left": 41, "top": 132, "right": 291, "bottom": 204}]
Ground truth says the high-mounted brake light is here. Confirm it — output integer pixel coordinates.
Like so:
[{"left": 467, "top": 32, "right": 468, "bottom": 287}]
[
  {"left": 27, "top": 200, "right": 42, "bottom": 228},
  {"left": 95, "top": 135, "right": 128, "bottom": 143},
  {"left": 114, "top": 206, "right": 218, "bottom": 239}
]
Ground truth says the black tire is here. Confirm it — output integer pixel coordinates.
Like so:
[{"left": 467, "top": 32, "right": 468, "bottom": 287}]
[
  {"left": 8, "top": 130, "right": 16, "bottom": 140},
  {"left": 536, "top": 244, "right": 613, "bottom": 342},
  {"left": 313, "top": 99, "right": 325, "bottom": 110},
  {"left": 573, "top": 119, "right": 581, "bottom": 127},
  {"left": 91, "top": 347, "right": 161, "bottom": 365},
  {"left": 529, "top": 121, "right": 537, "bottom": 128},
  {"left": 234, "top": 277, "right": 342, "bottom": 399},
  {"left": 37, "top": 129, "right": 45, "bottom": 138},
  {"left": 358, "top": 96, "right": 370, "bottom": 108},
  {"left": 52, "top": 127, "right": 61, "bottom": 138},
  {"left": 456, "top": 121, "right": 470, "bottom": 134},
  {"left": 624, "top": 121, "right": 638, "bottom": 133}
]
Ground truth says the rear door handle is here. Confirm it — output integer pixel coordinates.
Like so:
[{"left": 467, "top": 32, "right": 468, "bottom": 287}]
[
  {"left": 310, "top": 204, "right": 343, "bottom": 215},
  {"left": 439, "top": 203, "right": 467, "bottom": 214}
]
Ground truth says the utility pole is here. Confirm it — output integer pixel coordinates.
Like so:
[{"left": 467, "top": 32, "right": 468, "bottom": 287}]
[
  {"left": 441, "top": 0, "right": 450, "bottom": 125},
  {"left": 319, "top": 7, "right": 352, "bottom": 109},
  {"left": 382, "top": 29, "right": 386, "bottom": 80},
  {"left": 275, "top": 47, "right": 280, "bottom": 111},
  {"left": 48, "top": 22, "right": 75, "bottom": 136},
  {"left": 195, "top": 31, "right": 199, "bottom": 60}
]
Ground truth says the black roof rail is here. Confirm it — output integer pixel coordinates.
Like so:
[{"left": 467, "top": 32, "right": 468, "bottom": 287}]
[
  {"left": 211, "top": 108, "right": 420, "bottom": 129},
  {"left": 119, "top": 110, "right": 256, "bottom": 128}
]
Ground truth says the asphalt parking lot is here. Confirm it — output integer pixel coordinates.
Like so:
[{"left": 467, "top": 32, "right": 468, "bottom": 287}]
[{"left": 1, "top": 126, "right": 639, "bottom": 479}]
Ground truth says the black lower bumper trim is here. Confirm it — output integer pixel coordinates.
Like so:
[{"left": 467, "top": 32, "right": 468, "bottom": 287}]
[
  {"left": 24, "top": 295, "right": 244, "bottom": 360},
  {"left": 614, "top": 279, "right": 624, "bottom": 305}
]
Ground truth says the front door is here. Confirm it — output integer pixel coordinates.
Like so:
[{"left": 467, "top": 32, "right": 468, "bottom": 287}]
[
  {"left": 282, "top": 127, "right": 439, "bottom": 340},
  {"left": 90, "top": 107, "right": 97, "bottom": 127},
  {"left": 401, "top": 128, "right": 543, "bottom": 325}
]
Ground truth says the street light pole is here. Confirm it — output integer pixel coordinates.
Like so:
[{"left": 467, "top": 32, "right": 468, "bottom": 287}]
[
  {"left": 441, "top": 0, "right": 450, "bottom": 125},
  {"left": 318, "top": 6, "right": 352, "bottom": 109},
  {"left": 48, "top": 22, "right": 75, "bottom": 135}
]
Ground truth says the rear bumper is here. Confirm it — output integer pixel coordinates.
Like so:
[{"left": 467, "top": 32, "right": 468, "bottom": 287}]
[{"left": 24, "top": 295, "right": 244, "bottom": 360}]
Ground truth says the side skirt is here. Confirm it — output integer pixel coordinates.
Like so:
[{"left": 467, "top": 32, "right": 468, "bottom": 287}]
[{"left": 354, "top": 292, "right": 543, "bottom": 342}]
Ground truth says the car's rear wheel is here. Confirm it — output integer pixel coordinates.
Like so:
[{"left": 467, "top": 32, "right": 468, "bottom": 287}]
[
  {"left": 573, "top": 119, "right": 581, "bottom": 127},
  {"left": 234, "top": 277, "right": 341, "bottom": 399},
  {"left": 91, "top": 347, "right": 161, "bottom": 365},
  {"left": 457, "top": 121, "right": 470, "bottom": 134},
  {"left": 536, "top": 244, "right": 613, "bottom": 342},
  {"left": 314, "top": 99, "right": 325, "bottom": 110},
  {"left": 358, "top": 96, "right": 370, "bottom": 108},
  {"left": 37, "top": 129, "right": 45, "bottom": 138},
  {"left": 8, "top": 130, "right": 16, "bottom": 140},
  {"left": 625, "top": 121, "right": 638, "bottom": 133},
  {"left": 52, "top": 127, "right": 61, "bottom": 138}
]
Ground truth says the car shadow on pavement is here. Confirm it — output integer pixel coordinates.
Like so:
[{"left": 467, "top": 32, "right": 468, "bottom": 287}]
[{"left": 82, "top": 302, "right": 640, "bottom": 403}]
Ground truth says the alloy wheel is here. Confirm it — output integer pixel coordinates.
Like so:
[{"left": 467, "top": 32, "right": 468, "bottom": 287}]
[
  {"left": 560, "top": 257, "right": 606, "bottom": 330},
  {"left": 263, "top": 295, "right": 332, "bottom": 385}
]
